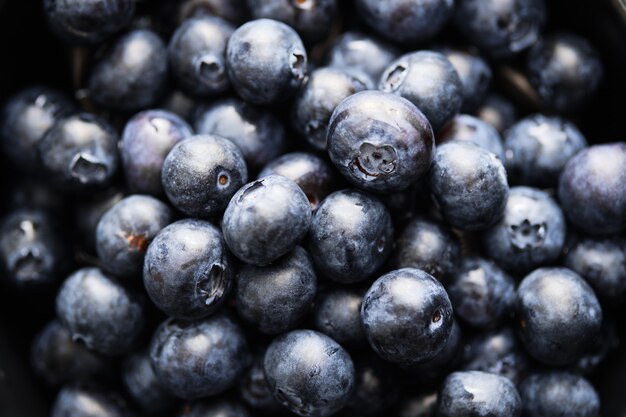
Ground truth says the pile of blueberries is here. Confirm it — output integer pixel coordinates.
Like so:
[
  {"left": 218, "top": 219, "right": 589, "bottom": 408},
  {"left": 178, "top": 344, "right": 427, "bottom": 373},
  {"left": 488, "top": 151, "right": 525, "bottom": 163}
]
[{"left": 1, "top": 0, "right": 625, "bottom": 416}]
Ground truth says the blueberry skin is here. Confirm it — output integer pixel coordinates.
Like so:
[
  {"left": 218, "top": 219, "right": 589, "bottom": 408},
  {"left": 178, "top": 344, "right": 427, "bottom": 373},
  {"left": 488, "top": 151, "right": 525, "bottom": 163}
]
[
  {"left": 162, "top": 135, "right": 248, "bottom": 218},
  {"left": 177, "top": 0, "right": 248, "bottom": 25},
  {"left": 222, "top": 175, "right": 312, "bottom": 266},
  {"left": 519, "top": 372, "right": 600, "bottom": 417},
  {"left": 558, "top": 143, "right": 626, "bottom": 235},
  {"left": 307, "top": 189, "right": 393, "bottom": 283},
  {"left": 327, "top": 91, "right": 434, "bottom": 193},
  {"left": 143, "top": 219, "right": 234, "bottom": 320},
  {"left": 440, "top": 47, "right": 492, "bottom": 112},
  {"left": 76, "top": 188, "right": 125, "bottom": 252},
  {"left": 504, "top": 114, "right": 587, "bottom": 187},
  {"left": 446, "top": 257, "right": 515, "bottom": 328},
  {"left": 343, "top": 354, "right": 398, "bottom": 417},
  {"left": 439, "top": 114, "right": 504, "bottom": 160},
  {"left": 194, "top": 98, "right": 286, "bottom": 170},
  {"left": 159, "top": 90, "right": 197, "bottom": 121},
  {"left": 292, "top": 67, "right": 370, "bottom": 150},
  {"left": 52, "top": 383, "right": 134, "bottom": 417},
  {"left": 428, "top": 141, "right": 509, "bottom": 231},
  {"left": 263, "top": 329, "right": 355, "bottom": 417},
  {"left": 236, "top": 246, "right": 317, "bottom": 334},
  {"left": 226, "top": 19, "right": 307, "bottom": 104},
  {"left": 239, "top": 354, "right": 283, "bottom": 413},
  {"left": 354, "top": 0, "right": 454, "bottom": 44},
  {"left": 38, "top": 114, "right": 119, "bottom": 191},
  {"left": 313, "top": 287, "right": 365, "bottom": 346},
  {"left": 89, "top": 29, "right": 168, "bottom": 112},
  {"left": 122, "top": 350, "right": 175, "bottom": 413},
  {"left": 438, "top": 371, "right": 522, "bottom": 417},
  {"left": 454, "top": 0, "right": 546, "bottom": 58},
  {"left": 527, "top": 33, "right": 603, "bottom": 113},
  {"left": 476, "top": 93, "right": 519, "bottom": 134},
  {"left": 258, "top": 152, "right": 336, "bottom": 210},
  {"left": 361, "top": 268, "right": 454, "bottom": 365},
  {"left": 169, "top": 17, "right": 235, "bottom": 98},
  {"left": 177, "top": 399, "right": 251, "bottom": 417},
  {"left": 43, "top": 0, "right": 135, "bottom": 45},
  {"left": 0, "top": 87, "right": 74, "bottom": 171},
  {"left": 516, "top": 267, "right": 602, "bottom": 366},
  {"left": 120, "top": 109, "right": 193, "bottom": 195},
  {"left": 149, "top": 314, "right": 249, "bottom": 399},
  {"left": 392, "top": 216, "right": 460, "bottom": 280},
  {"left": 380, "top": 51, "right": 463, "bottom": 132}
]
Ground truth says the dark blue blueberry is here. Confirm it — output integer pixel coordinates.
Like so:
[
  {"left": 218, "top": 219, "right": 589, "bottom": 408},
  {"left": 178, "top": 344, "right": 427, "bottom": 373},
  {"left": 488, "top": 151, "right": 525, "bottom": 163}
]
[
  {"left": 0, "top": 87, "right": 74, "bottom": 171},
  {"left": 361, "top": 268, "right": 453, "bottom": 365},
  {"left": 177, "top": 399, "right": 251, "bottom": 417},
  {"left": 428, "top": 141, "right": 509, "bottom": 231},
  {"left": 122, "top": 349, "right": 175, "bottom": 414},
  {"left": 504, "top": 114, "right": 587, "bottom": 187},
  {"left": 159, "top": 90, "right": 197, "bottom": 121},
  {"left": 177, "top": 0, "right": 248, "bottom": 25},
  {"left": 56, "top": 267, "right": 145, "bottom": 355},
  {"left": 149, "top": 314, "right": 249, "bottom": 399},
  {"left": 439, "top": 114, "right": 504, "bottom": 160},
  {"left": 120, "top": 110, "right": 193, "bottom": 195},
  {"left": 264, "top": 329, "right": 355, "bottom": 417},
  {"left": 343, "top": 354, "right": 398, "bottom": 417},
  {"left": 397, "top": 393, "right": 438, "bottom": 417},
  {"left": 38, "top": 113, "right": 119, "bottom": 191},
  {"left": 143, "top": 219, "right": 234, "bottom": 320},
  {"left": 558, "top": 143, "right": 626, "bottom": 236},
  {"left": 89, "top": 29, "right": 168, "bottom": 112},
  {"left": 307, "top": 189, "right": 393, "bottom": 283},
  {"left": 516, "top": 267, "right": 602, "bottom": 366},
  {"left": 236, "top": 246, "right": 317, "bottom": 334},
  {"left": 440, "top": 47, "right": 492, "bottom": 112},
  {"left": 380, "top": 51, "right": 463, "bottom": 132},
  {"left": 476, "top": 93, "right": 519, "bottom": 134},
  {"left": 527, "top": 33, "right": 603, "bottom": 113},
  {"left": 76, "top": 188, "right": 125, "bottom": 252},
  {"left": 222, "top": 175, "right": 311, "bottom": 265},
  {"left": 161, "top": 135, "right": 248, "bottom": 218},
  {"left": 226, "top": 18, "right": 307, "bottom": 104},
  {"left": 482, "top": 187, "right": 566, "bottom": 273},
  {"left": 169, "top": 17, "right": 235, "bottom": 98},
  {"left": 51, "top": 383, "right": 134, "bottom": 417},
  {"left": 519, "top": 372, "right": 600, "bottom": 417},
  {"left": 438, "top": 371, "right": 522, "bottom": 417},
  {"left": 454, "top": 0, "right": 546, "bottom": 58},
  {"left": 327, "top": 91, "right": 434, "bottom": 193},
  {"left": 312, "top": 287, "right": 365, "bottom": 346},
  {"left": 239, "top": 353, "right": 283, "bottom": 413}
]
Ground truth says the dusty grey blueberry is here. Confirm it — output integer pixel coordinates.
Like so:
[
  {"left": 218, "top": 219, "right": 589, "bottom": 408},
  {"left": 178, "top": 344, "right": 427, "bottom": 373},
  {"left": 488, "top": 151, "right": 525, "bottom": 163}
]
[
  {"left": 51, "top": 383, "right": 134, "bottom": 417},
  {"left": 476, "top": 93, "right": 519, "bottom": 134},
  {"left": 176, "top": 399, "right": 251, "bottom": 417},
  {"left": 439, "top": 114, "right": 504, "bottom": 160},
  {"left": 122, "top": 350, "right": 175, "bottom": 414},
  {"left": 313, "top": 287, "right": 365, "bottom": 346},
  {"left": 440, "top": 47, "right": 492, "bottom": 112}
]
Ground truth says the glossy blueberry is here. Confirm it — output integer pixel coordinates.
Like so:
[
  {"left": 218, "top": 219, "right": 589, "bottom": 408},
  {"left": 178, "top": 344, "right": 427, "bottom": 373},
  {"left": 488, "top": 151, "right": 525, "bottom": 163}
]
[
  {"left": 176, "top": 0, "right": 248, "bottom": 25},
  {"left": 56, "top": 267, "right": 145, "bottom": 355},
  {"left": 143, "top": 219, "right": 234, "bottom": 320},
  {"left": 264, "top": 329, "right": 355, "bottom": 417},
  {"left": 51, "top": 383, "right": 134, "bottom": 417},
  {"left": 313, "top": 287, "right": 365, "bottom": 346},
  {"left": 177, "top": 399, "right": 251, "bottom": 417},
  {"left": 226, "top": 18, "right": 307, "bottom": 104},
  {"left": 527, "top": 33, "right": 603, "bottom": 113},
  {"left": 120, "top": 110, "right": 193, "bottom": 195},
  {"left": 438, "top": 371, "right": 522, "bottom": 417},
  {"left": 239, "top": 354, "right": 283, "bottom": 413},
  {"left": 361, "top": 268, "right": 453, "bottom": 365},
  {"left": 428, "top": 141, "right": 509, "bottom": 231},
  {"left": 169, "top": 17, "right": 235, "bottom": 98},
  {"left": 558, "top": 143, "right": 626, "bottom": 235},
  {"left": 38, "top": 114, "right": 119, "bottom": 191},
  {"left": 76, "top": 188, "right": 125, "bottom": 252},
  {"left": 162, "top": 135, "right": 248, "bottom": 218},
  {"left": 476, "top": 93, "right": 519, "bottom": 134},
  {"left": 123, "top": 350, "right": 175, "bottom": 413},
  {"left": 439, "top": 114, "right": 504, "bottom": 160},
  {"left": 343, "top": 354, "right": 398, "bottom": 417},
  {"left": 504, "top": 114, "right": 587, "bottom": 187},
  {"left": 149, "top": 314, "right": 249, "bottom": 399},
  {"left": 440, "top": 47, "right": 492, "bottom": 112},
  {"left": 380, "top": 51, "right": 463, "bottom": 132},
  {"left": 327, "top": 91, "right": 434, "bottom": 193},
  {"left": 222, "top": 175, "right": 311, "bottom": 265},
  {"left": 307, "top": 189, "right": 393, "bottom": 283},
  {"left": 516, "top": 267, "right": 602, "bottom": 365}
]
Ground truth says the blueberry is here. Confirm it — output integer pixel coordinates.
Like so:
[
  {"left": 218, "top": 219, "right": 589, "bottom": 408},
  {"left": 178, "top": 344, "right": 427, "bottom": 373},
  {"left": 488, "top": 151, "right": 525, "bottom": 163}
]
[
  {"left": 177, "top": 399, "right": 251, "bottom": 417},
  {"left": 264, "top": 329, "right": 355, "bottom": 417},
  {"left": 236, "top": 246, "right": 317, "bottom": 334},
  {"left": 439, "top": 114, "right": 505, "bottom": 160},
  {"left": 76, "top": 188, "right": 125, "bottom": 252},
  {"left": 504, "top": 114, "right": 587, "bottom": 187},
  {"left": 516, "top": 267, "right": 602, "bottom": 365},
  {"left": 476, "top": 93, "right": 519, "bottom": 134},
  {"left": 38, "top": 114, "right": 119, "bottom": 191},
  {"left": 122, "top": 349, "right": 175, "bottom": 413},
  {"left": 312, "top": 287, "right": 365, "bottom": 346},
  {"left": 380, "top": 51, "right": 463, "bottom": 132},
  {"left": 397, "top": 393, "right": 438, "bottom": 417},
  {"left": 169, "top": 17, "right": 235, "bottom": 98},
  {"left": 307, "top": 189, "right": 393, "bottom": 283},
  {"left": 222, "top": 175, "right": 311, "bottom": 265},
  {"left": 89, "top": 29, "right": 168, "bottom": 112},
  {"left": 428, "top": 141, "right": 509, "bottom": 231},
  {"left": 226, "top": 18, "right": 307, "bottom": 104},
  {"left": 120, "top": 110, "right": 193, "bottom": 195},
  {"left": 239, "top": 353, "right": 283, "bottom": 413},
  {"left": 51, "top": 383, "right": 134, "bottom": 417},
  {"left": 149, "top": 314, "right": 249, "bottom": 399},
  {"left": 361, "top": 268, "right": 453, "bottom": 365},
  {"left": 343, "top": 354, "right": 398, "bottom": 417},
  {"left": 161, "top": 135, "right": 248, "bottom": 218},
  {"left": 558, "top": 143, "right": 626, "bottom": 235},
  {"left": 56, "top": 267, "right": 145, "bottom": 355},
  {"left": 439, "top": 47, "right": 492, "bottom": 112},
  {"left": 176, "top": 0, "right": 248, "bottom": 25},
  {"left": 438, "top": 371, "right": 522, "bottom": 417},
  {"left": 143, "top": 219, "right": 233, "bottom": 320},
  {"left": 159, "top": 90, "right": 197, "bottom": 121},
  {"left": 327, "top": 91, "right": 434, "bottom": 193},
  {"left": 575, "top": 320, "right": 619, "bottom": 375},
  {"left": 7, "top": 178, "right": 67, "bottom": 215},
  {"left": 527, "top": 33, "right": 603, "bottom": 113}
]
